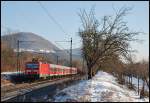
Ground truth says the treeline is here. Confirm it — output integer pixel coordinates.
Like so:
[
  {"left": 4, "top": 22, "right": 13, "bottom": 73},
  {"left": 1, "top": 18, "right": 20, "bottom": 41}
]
[
  {"left": 1, "top": 41, "right": 84, "bottom": 73},
  {"left": 1, "top": 41, "right": 16, "bottom": 72},
  {"left": 1, "top": 41, "right": 50, "bottom": 72},
  {"left": 98, "top": 55, "right": 149, "bottom": 98}
]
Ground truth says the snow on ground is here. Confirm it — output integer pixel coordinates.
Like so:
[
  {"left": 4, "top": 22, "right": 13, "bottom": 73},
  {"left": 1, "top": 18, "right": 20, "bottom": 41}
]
[
  {"left": 1, "top": 71, "right": 23, "bottom": 75},
  {"left": 1, "top": 71, "right": 24, "bottom": 80},
  {"left": 124, "top": 76, "right": 149, "bottom": 92},
  {"left": 52, "top": 71, "right": 149, "bottom": 102}
]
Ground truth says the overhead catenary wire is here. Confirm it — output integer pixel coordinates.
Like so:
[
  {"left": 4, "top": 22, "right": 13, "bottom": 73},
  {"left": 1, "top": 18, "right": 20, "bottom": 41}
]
[
  {"left": 37, "top": 1, "right": 73, "bottom": 57},
  {"left": 38, "top": 1, "right": 74, "bottom": 71},
  {"left": 55, "top": 41, "right": 70, "bottom": 54},
  {"left": 37, "top": 1, "right": 73, "bottom": 68},
  {"left": 37, "top": 1, "right": 70, "bottom": 37},
  {"left": 55, "top": 42, "right": 83, "bottom": 57},
  {"left": 37, "top": 1, "right": 82, "bottom": 55}
]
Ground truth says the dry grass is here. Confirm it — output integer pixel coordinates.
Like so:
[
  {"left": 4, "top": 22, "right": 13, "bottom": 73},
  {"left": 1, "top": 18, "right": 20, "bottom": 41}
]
[{"left": 1, "top": 79, "right": 13, "bottom": 85}]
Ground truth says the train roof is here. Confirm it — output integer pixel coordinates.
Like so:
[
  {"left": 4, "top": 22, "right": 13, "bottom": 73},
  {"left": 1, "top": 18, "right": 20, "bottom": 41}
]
[
  {"left": 26, "top": 61, "right": 39, "bottom": 64},
  {"left": 50, "top": 64, "right": 76, "bottom": 69},
  {"left": 25, "top": 61, "right": 76, "bottom": 69}
]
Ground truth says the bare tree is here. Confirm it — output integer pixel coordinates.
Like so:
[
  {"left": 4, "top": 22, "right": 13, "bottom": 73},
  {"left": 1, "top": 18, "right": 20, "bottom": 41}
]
[{"left": 78, "top": 6, "right": 142, "bottom": 79}]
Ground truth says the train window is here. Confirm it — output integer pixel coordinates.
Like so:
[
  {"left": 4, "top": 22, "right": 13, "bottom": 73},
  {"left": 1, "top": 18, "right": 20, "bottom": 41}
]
[
  {"left": 55, "top": 67, "right": 57, "bottom": 72},
  {"left": 51, "top": 67, "right": 53, "bottom": 72},
  {"left": 26, "top": 63, "right": 38, "bottom": 69},
  {"left": 52, "top": 67, "right": 55, "bottom": 72},
  {"left": 51, "top": 66, "right": 54, "bottom": 72},
  {"left": 53, "top": 67, "right": 56, "bottom": 72}
]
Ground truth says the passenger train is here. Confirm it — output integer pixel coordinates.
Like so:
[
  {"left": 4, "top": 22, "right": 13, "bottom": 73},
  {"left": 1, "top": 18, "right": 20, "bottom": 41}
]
[{"left": 25, "top": 60, "right": 78, "bottom": 79}]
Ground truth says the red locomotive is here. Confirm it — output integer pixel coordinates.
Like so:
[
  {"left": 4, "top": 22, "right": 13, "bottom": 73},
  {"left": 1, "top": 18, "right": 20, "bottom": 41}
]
[{"left": 25, "top": 60, "right": 77, "bottom": 79}]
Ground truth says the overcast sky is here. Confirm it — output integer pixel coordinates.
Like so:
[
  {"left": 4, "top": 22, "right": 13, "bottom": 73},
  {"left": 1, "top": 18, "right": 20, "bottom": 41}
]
[{"left": 1, "top": 1, "right": 149, "bottom": 62}]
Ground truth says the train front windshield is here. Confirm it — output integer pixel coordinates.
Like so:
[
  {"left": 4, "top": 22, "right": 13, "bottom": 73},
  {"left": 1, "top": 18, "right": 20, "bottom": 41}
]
[{"left": 26, "top": 63, "right": 39, "bottom": 69}]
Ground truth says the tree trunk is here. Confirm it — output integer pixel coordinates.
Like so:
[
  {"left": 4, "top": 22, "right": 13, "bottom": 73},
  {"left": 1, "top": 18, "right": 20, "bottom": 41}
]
[
  {"left": 131, "top": 75, "right": 132, "bottom": 86},
  {"left": 140, "top": 79, "right": 145, "bottom": 98},
  {"left": 122, "top": 74, "right": 124, "bottom": 84},
  {"left": 128, "top": 76, "right": 130, "bottom": 84},
  {"left": 143, "top": 79, "right": 145, "bottom": 94},
  {"left": 144, "top": 77, "right": 149, "bottom": 89},
  {"left": 87, "top": 66, "right": 92, "bottom": 80},
  {"left": 88, "top": 71, "right": 92, "bottom": 79}
]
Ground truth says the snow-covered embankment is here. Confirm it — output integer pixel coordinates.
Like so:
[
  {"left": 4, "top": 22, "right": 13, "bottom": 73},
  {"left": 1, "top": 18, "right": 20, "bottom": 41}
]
[{"left": 52, "top": 71, "right": 149, "bottom": 102}]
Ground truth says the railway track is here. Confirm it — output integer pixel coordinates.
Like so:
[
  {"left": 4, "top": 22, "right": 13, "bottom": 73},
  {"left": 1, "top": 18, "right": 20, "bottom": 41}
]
[
  {"left": 1, "top": 75, "right": 70, "bottom": 93},
  {"left": 1, "top": 74, "right": 84, "bottom": 101}
]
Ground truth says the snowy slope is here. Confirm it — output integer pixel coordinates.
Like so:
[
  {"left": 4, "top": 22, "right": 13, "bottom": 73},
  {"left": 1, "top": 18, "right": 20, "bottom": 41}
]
[
  {"left": 52, "top": 71, "right": 149, "bottom": 102},
  {"left": 125, "top": 76, "right": 149, "bottom": 92}
]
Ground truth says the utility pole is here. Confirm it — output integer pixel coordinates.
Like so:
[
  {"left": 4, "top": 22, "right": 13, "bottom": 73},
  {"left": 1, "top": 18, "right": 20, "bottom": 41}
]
[
  {"left": 53, "top": 53, "right": 59, "bottom": 65},
  {"left": 55, "top": 38, "right": 72, "bottom": 75},
  {"left": 70, "top": 38, "right": 72, "bottom": 68},
  {"left": 70, "top": 38, "right": 72, "bottom": 75},
  {"left": 56, "top": 55, "right": 59, "bottom": 64},
  {"left": 17, "top": 40, "right": 19, "bottom": 74},
  {"left": 16, "top": 40, "right": 35, "bottom": 74},
  {"left": 16, "top": 40, "right": 20, "bottom": 101},
  {"left": 55, "top": 38, "right": 72, "bottom": 67}
]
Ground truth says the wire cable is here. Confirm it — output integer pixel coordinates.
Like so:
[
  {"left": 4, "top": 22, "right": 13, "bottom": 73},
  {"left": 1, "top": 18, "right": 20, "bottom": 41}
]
[
  {"left": 37, "top": 1, "right": 70, "bottom": 37},
  {"left": 55, "top": 41, "right": 70, "bottom": 54}
]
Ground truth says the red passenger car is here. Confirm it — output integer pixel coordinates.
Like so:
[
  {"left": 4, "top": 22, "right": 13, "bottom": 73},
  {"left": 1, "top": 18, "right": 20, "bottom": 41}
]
[{"left": 25, "top": 61, "right": 77, "bottom": 78}]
